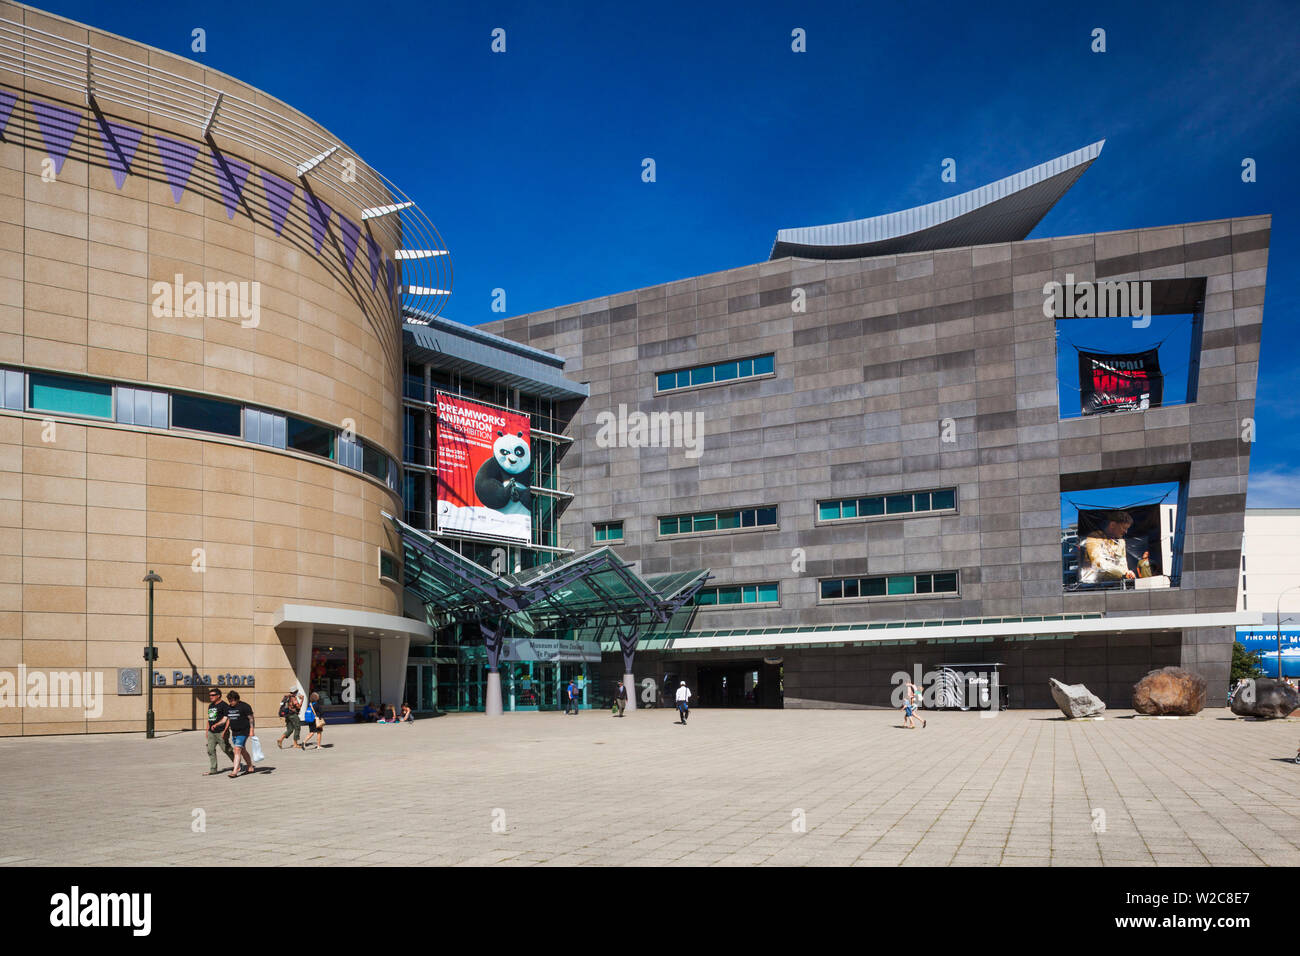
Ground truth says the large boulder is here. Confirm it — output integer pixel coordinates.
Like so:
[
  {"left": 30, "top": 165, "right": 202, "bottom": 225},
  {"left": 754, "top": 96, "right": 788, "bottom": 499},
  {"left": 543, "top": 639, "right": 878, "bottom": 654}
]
[
  {"left": 1049, "top": 678, "right": 1106, "bottom": 718},
  {"left": 1229, "top": 678, "right": 1300, "bottom": 719},
  {"left": 1133, "top": 666, "right": 1207, "bottom": 715}
]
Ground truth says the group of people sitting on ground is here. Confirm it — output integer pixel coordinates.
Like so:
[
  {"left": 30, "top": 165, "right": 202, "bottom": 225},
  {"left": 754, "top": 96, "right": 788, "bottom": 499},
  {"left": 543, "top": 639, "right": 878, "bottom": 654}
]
[{"left": 357, "top": 701, "right": 414, "bottom": 723}]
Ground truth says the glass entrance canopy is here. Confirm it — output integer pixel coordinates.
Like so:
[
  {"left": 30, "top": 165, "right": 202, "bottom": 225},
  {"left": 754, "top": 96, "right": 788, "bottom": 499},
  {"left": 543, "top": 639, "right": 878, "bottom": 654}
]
[{"left": 384, "top": 513, "right": 709, "bottom": 638}]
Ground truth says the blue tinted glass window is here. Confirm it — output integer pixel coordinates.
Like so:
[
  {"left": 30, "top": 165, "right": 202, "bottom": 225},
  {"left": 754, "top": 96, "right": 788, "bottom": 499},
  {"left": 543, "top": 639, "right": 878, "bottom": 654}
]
[
  {"left": 821, "top": 580, "right": 842, "bottom": 600},
  {"left": 932, "top": 489, "right": 956, "bottom": 510},
  {"left": 913, "top": 492, "right": 931, "bottom": 511},
  {"left": 886, "top": 494, "right": 912, "bottom": 514},
  {"left": 29, "top": 373, "right": 112, "bottom": 419},
  {"left": 738, "top": 359, "right": 753, "bottom": 377},
  {"left": 659, "top": 517, "right": 678, "bottom": 536},
  {"left": 714, "top": 362, "right": 737, "bottom": 381},
  {"left": 657, "top": 372, "right": 675, "bottom": 391},
  {"left": 863, "top": 577, "right": 887, "bottom": 597},
  {"left": 934, "top": 572, "right": 959, "bottom": 593},
  {"left": 690, "top": 366, "right": 715, "bottom": 386},
  {"left": 862, "top": 497, "right": 884, "bottom": 516},
  {"left": 172, "top": 394, "right": 241, "bottom": 436},
  {"left": 757, "top": 583, "right": 778, "bottom": 603},
  {"left": 753, "top": 354, "right": 774, "bottom": 375},
  {"left": 818, "top": 502, "right": 840, "bottom": 521},
  {"left": 756, "top": 507, "right": 777, "bottom": 526},
  {"left": 887, "top": 575, "right": 915, "bottom": 595}
]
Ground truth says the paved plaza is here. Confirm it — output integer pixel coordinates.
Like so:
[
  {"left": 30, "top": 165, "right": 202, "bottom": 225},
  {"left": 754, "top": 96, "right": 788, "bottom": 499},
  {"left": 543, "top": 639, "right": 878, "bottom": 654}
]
[{"left": 2, "top": 708, "right": 1299, "bottom": 866}]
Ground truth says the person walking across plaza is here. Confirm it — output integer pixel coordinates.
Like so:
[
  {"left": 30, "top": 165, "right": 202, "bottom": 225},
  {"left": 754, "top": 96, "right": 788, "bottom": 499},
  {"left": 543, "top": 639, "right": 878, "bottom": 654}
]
[
  {"left": 302, "top": 691, "right": 325, "bottom": 749},
  {"left": 614, "top": 679, "right": 627, "bottom": 717},
  {"left": 902, "top": 680, "right": 926, "bottom": 729},
  {"left": 225, "top": 690, "right": 257, "bottom": 777},
  {"left": 565, "top": 679, "right": 579, "bottom": 715},
  {"left": 203, "top": 686, "right": 234, "bottom": 775},
  {"left": 675, "top": 680, "right": 691, "bottom": 724},
  {"left": 277, "top": 687, "right": 304, "bottom": 749}
]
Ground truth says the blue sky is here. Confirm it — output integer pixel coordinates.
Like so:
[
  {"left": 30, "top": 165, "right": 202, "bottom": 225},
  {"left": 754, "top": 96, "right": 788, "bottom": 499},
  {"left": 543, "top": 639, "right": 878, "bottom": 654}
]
[{"left": 37, "top": 0, "right": 1300, "bottom": 505}]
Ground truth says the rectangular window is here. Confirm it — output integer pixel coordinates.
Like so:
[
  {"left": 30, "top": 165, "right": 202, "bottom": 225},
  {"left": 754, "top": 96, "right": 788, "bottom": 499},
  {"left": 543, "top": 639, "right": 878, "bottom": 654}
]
[
  {"left": 820, "top": 572, "right": 959, "bottom": 601},
  {"left": 287, "top": 417, "right": 333, "bottom": 459},
  {"left": 28, "top": 372, "right": 112, "bottom": 419},
  {"left": 337, "top": 434, "right": 363, "bottom": 471},
  {"left": 886, "top": 494, "right": 912, "bottom": 515},
  {"left": 656, "top": 354, "right": 775, "bottom": 393},
  {"left": 659, "top": 507, "right": 778, "bottom": 536},
  {"left": 171, "top": 393, "right": 242, "bottom": 437},
  {"left": 818, "top": 489, "right": 956, "bottom": 522},
  {"left": 0, "top": 368, "right": 22, "bottom": 410},
  {"left": 362, "top": 441, "right": 389, "bottom": 482},
  {"left": 244, "top": 408, "right": 287, "bottom": 449},
  {"left": 378, "top": 549, "right": 400, "bottom": 584},
  {"left": 695, "top": 583, "right": 779, "bottom": 606},
  {"left": 594, "top": 521, "right": 624, "bottom": 543}
]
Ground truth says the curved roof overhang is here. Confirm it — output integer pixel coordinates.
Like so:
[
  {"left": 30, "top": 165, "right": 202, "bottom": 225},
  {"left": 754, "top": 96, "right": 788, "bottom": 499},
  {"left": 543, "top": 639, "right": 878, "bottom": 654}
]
[{"left": 770, "top": 140, "right": 1104, "bottom": 260}]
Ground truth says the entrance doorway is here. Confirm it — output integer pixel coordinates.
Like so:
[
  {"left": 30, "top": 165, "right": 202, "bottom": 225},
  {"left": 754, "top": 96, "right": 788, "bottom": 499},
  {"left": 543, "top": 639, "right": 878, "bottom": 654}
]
[
  {"left": 695, "top": 661, "right": 783, "bottom": 708},
  {"left": 404, "top": 661, "right": 438, "bottom": 713}
]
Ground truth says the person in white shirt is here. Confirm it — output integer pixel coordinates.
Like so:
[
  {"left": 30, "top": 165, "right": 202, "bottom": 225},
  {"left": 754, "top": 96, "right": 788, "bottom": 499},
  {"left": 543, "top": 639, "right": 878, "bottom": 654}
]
[{"left": 675, "top": 681, "right": 692, "bottom": 724}]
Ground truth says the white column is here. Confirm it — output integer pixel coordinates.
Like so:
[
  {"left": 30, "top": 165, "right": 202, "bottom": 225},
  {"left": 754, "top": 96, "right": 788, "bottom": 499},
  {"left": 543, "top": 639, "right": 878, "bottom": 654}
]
[
  {"left": 294, "top": 625, "right": 313, "bottom": 696},
  {"left": 347, "top": 627, "right": 355, "bottom": 713},
  {"left": 381, "top": 635, "right": 410, "bottom": 708},
  {"left": 624, "top": 672, "right": 637, "bottom": 712},
  {"left": 485, "top": 671, "right": 503, "bottom": 716}
]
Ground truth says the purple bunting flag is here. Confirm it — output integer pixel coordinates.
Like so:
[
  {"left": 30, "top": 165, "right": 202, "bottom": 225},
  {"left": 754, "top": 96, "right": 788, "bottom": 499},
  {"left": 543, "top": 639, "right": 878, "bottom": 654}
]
[
  {"left": 31, "top": 100, "right": 81, "bottom": 175},
  {"left": 156, "top": 134, "right": 200, "bottom": 203},
  {"left": 305, "top": 193, "right": 332, "bottom": 253},
  {"left": 95, "top": 114, "right": 144, "bottom": 189},
  {"left": 337, "top": 215, "right": 361, "bottom": 273},
  {"left": 366, "top": 234, "right": 382, "bottom": 290},
  {"left": 210, "top": 147, "right": 251, "bottom": 219},
  {"left": 261, "top": 170, "right": 296, "bottom": 236},
  {"left": 0, "top": 91, "right": 17, "bottom": 140}
]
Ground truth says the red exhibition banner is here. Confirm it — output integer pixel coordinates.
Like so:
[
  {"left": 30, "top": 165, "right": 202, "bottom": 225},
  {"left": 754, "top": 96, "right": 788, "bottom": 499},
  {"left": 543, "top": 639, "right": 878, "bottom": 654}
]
[{"left": 435, "top": 393, "right": 533, "bottom": 543}]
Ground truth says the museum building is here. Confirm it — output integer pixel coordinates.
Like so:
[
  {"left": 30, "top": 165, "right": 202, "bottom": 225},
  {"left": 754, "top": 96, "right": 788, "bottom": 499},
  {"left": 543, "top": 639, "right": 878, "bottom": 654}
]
[{"left": 487, "top": 141, "right": 1269, "bottom": 710}]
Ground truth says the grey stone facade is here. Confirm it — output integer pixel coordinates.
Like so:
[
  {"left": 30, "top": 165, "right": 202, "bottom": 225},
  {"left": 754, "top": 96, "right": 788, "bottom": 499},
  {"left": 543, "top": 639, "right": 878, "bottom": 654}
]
[{"left": 488, "top": 216, "right": 1268, "bottom": 708}]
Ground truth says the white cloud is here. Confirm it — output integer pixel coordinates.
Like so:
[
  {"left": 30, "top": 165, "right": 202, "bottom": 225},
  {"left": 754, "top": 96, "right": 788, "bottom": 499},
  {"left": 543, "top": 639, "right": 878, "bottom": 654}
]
[{"left": 1247, "top": 468, "right": 1300, "bottom": 508}]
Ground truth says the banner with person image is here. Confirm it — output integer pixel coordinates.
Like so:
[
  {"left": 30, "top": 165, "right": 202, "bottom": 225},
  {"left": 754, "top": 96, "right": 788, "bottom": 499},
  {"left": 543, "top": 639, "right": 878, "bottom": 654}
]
[{"left": 1076, "top": 505, "right": 1165, "bottom": 585}]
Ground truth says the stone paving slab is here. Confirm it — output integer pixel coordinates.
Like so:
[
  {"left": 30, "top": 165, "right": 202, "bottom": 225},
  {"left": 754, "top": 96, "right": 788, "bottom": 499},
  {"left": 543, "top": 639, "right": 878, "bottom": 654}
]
[{"left": 0, "top": 709, "right": 1298, "bottom": 866}]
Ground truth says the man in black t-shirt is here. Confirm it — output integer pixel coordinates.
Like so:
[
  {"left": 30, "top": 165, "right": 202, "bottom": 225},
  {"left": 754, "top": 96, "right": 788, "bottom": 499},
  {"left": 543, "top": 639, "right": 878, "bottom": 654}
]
[
  {"left": 225, "top": 690, "right": 256, "bottom": 778},
  {"left": 204, "top": 687, "right": 233, "bottom": 776}
]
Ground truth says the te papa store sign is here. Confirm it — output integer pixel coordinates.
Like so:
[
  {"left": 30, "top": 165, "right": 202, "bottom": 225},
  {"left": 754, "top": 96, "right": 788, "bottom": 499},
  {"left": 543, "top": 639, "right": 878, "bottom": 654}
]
[{"left": 153, "top": 671, "right": 255, "bottom": 687}]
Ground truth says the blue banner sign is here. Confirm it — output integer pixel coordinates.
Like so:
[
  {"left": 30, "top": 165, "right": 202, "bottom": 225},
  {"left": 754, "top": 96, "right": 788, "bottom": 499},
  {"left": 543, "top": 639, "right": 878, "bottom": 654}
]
[{"left": 1236, "top": 628, "right": 1300, "bottom": 679}]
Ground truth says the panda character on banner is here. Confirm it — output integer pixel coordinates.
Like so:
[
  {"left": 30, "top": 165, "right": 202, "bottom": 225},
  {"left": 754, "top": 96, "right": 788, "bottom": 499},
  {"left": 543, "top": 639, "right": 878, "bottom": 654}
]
[{"left": 474, "top": 430, "right": 532, "bottom": 517}]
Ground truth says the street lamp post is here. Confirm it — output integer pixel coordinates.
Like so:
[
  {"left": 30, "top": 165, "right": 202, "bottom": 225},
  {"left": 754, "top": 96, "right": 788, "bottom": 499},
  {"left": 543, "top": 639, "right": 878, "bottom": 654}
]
[
  {"left": 1275, "top": 584, "right": 1300, "bottom": 681},
  {"left": 143, "top": 570, "right": 162, "bottom": 738}
]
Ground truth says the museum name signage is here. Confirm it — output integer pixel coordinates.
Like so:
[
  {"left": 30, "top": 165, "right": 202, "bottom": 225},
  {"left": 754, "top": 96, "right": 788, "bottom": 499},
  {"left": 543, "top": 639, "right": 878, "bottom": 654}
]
[{"left": 152, "top": 671, "right": 255, "bottom": 687}]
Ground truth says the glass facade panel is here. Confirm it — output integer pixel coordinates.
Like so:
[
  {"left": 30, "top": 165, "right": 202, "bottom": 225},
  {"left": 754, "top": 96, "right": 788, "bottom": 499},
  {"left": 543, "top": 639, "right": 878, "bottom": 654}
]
[
  {"left": 29, "top": 373, "right": 112, "bottom": 419},
  {"left": 287, "top": 418, "right": 333, "bottom": 458},
  {"left": 818, "top": 502, "right": 840, "bottom": 521},
  {"left": 171, "top": 393, "right": 241, "bottom": 436},
  {"left": 886, "top": 494, "right": 912, "bottom": 514},
  {"left": 887, "top": 575, "right": 915, "bottom": 595},
  {"left": 753, "top": 354, "right": 774, "bottom": 375},
  {"left": 1, "top": 368, "right": 22, "bottom": 409},
  {"left": 934, "top": 572, "right": 959, "bottom": 593},
  {"left": 717, "top": 511, "right": 740, "bottom": 530},
  {"left": 757, "top": 583, "right": 778, "bottom": 603},
  {"left": 932, "top": 489, "right": 956, "bottom": 510}
]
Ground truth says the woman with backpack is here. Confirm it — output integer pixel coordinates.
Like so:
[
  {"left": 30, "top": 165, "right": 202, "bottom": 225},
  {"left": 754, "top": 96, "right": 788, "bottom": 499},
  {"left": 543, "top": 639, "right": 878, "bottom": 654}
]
[
  {"left": 302, "top": 691, "right": 326, "bottom": 749},
  {"left": 277, "top": 688, "right": 304, "bottom": 750}
]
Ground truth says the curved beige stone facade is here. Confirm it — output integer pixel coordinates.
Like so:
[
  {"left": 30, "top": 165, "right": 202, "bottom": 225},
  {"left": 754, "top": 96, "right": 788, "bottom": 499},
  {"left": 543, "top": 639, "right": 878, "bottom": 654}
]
[{"left": 0, "top": 2, "right": 419, "bottom": 734}]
